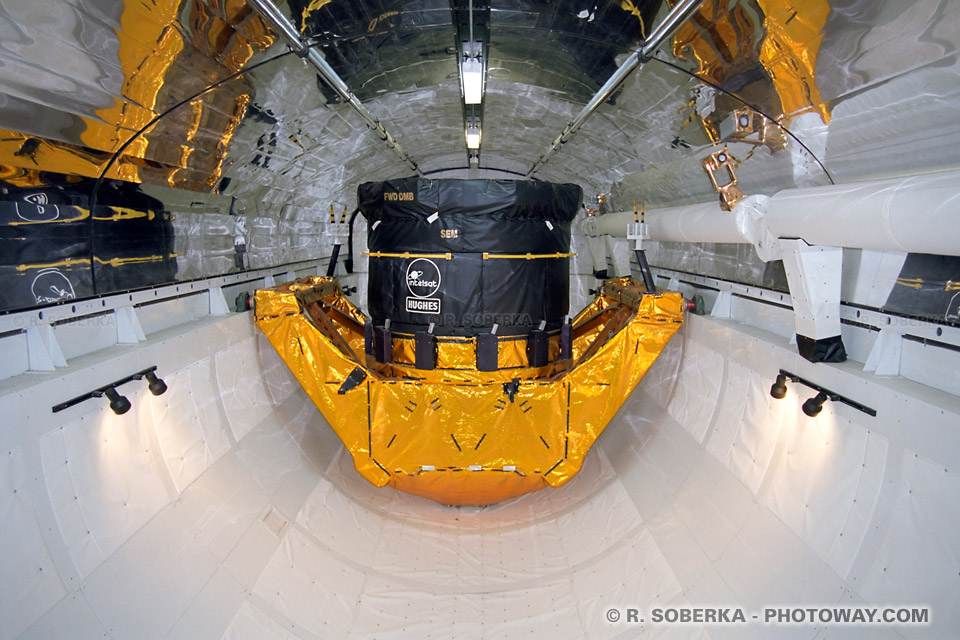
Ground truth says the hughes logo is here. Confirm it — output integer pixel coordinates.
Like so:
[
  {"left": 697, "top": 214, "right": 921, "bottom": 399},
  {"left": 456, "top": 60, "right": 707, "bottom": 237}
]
[
  {"left": 405, "top": 258, "right": 441, "bottom": 314},
  {"left": 406, "top": 297, "right": 440, "bottom": 313}
]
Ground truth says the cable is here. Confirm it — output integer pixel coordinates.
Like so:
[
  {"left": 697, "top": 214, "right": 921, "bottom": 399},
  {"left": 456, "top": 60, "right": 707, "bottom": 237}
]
[
  {"left": 647, "top": 55, "right": 835, "bottom": 185},
  {"left": 86, "top": 49, "right": 297, "bottom": 294},
  {"left": 90, "top": 49, "right": 296, "bottom": 200},
  {"left": 345, "top": 207, "right": 360, "bottom": 273},
  {"left": 419, "top": 165, "right": 530, "bottom": 178}
]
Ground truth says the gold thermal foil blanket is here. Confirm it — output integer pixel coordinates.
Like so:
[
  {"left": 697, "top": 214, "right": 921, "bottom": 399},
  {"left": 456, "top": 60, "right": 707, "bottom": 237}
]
[{"left": 255, "top": 277, "right": 683, "bottom": 505}]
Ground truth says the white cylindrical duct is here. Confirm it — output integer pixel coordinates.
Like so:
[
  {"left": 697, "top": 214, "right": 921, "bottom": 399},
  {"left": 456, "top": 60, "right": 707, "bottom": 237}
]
[
  {"left": 590, "top": 201, "right": 742, "bottom": 243},
  {"left": 766, "top": 169, "right": 960, "bottom": 256},
  {"left": 593, "top": 169, "right": 960, "bottom": 257}
]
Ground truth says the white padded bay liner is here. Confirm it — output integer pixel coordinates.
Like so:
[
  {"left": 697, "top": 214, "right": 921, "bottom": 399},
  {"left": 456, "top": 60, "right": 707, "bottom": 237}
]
[{"left": 3, "top": 313, "right": 958, "bottom": 639}]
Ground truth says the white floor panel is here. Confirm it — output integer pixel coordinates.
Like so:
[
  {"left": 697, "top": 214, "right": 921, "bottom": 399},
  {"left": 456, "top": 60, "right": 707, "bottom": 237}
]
[
  {"left": 252, "top": 526, "right": 367, "bottom": 639},
  {"left": 5, "top": 313, "right": 959, "bottom": 638}
]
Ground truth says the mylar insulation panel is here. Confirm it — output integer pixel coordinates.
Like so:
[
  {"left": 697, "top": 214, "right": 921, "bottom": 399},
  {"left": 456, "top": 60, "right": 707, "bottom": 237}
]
[{"left": 255, "top": 276, "right": 684, "bottom": 505}]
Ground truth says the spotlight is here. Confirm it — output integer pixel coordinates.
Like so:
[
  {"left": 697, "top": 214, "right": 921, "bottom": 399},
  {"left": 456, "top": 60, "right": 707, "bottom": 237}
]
[
  {"left": 145, "top": 370, "right": 167, "bottom": 396},
  {"left": 52, "top": 365, "right": 172, "bottom": 415},
  {"left": 802, "top": 391, "right": 829, "bottom": 418},
  {"left": 767, "top": 369, "right": 877, "bottom": 419},
  {"left": 103, "top": 387, "right": 131, "bottom": 415},
  {"left": 770, "top": 373, "right": 788, "bottom": 399}
]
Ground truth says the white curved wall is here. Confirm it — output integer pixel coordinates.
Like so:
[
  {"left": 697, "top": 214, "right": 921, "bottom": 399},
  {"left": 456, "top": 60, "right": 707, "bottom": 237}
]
[{"left": 1, "top": 311, "right": 957, "bottom": 639}]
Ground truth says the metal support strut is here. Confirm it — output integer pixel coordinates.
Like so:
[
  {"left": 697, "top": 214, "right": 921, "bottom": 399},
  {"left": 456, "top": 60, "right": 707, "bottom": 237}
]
[
  {"left": 634, "top": 250, "right": 657, "bottom": 293},
  {"left": 246, "top": 0, "right": 421, "bottom": 175},
  {"left": 526, "top": 0, "right": 705, "bottom": 177}
]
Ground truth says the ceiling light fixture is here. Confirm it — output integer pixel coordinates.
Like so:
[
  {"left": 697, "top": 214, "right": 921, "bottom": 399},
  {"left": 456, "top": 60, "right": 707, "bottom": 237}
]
[
  {"left": 461, "top": 55, "right": 484, "bottom": 104},
  {"left": 466, "top": 123, "right": 481, "bottom": 149}
]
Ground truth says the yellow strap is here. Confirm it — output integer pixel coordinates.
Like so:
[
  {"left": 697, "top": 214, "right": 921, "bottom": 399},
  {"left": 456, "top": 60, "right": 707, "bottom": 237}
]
[
  {"left": 364, "top": 251, "right": 453, "bottom": 260},
  {"left": 364, "top": 251, "right": 574, "bottom": 260},
  {"left": 895, "top": 277, "right": 924, "bottom": 290},
  {"left": 482, "top": 252, "right": 575, "bottom": 260}
]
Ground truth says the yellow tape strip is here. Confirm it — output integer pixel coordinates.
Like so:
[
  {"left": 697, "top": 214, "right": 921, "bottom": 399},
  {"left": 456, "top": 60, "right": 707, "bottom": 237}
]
[
  {"left": 482, "top": 252, "right": 575, "bottom": 260},
  {"left": 7, "top": 207, "right": 91, "bottom": 225},
  {"left": 364, "top": 252, "right": 453, "bottom": 260},
  {"left": 896, "top": 277, "right": 924, "bottom": 290},
  {"left": 15, "top": 258, "right": 89, "bottom": 272}
]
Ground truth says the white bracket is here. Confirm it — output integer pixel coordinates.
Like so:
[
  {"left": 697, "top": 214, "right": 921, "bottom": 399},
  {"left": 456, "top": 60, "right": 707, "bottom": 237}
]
[
  {"left": 115, "top": 306, "right": 146, "bottom": 344},
  {"left": 585, "top": 235, "right": 607, "bottom": 273},
  {"left": 711, "top": 290, "right": 733, "bottom": 318},
  {"left": 325, "top": 221, "right": 350, "bottom": 242},
  {"left": 694, "top": 83, "right": 716, "bottom": 117},
  {"left": 26, "top": 325, "right": 66, "bottom": 371},
  {"left": 263, "top": 274, "right": 277, "bottom": 288},
  {"left": 864, "top": 327, "right": 903, "bottom": 376},
  {"left": 208, "top": 286, "right": 230, "bottom": 316},
  {"left": 606, "top": 236, "right": 631, "bottom": 278},
  {"left": 285, "top": 270, "right": 297, "bottom": 284},
  {"left": 779, "top": 239, "right": 843, "bottom": 340},
  {"left": 626, "top": 221, "right": 649, "bottom": 250}
]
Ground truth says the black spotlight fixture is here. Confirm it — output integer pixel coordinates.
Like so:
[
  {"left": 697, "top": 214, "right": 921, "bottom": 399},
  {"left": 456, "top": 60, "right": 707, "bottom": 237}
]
[
  {"left": 145, "top": 370, "right": 167, "bottom": 396},
  {"left": 771, "top": 369, "right": 877, "bottom": 418},
  {"left": 802, "top": 391, "right": 830, "bottom": 418},
  {"left": 770, "top": 373, "right": 788, "bottom": 399},
  {"left": 52, "top": 365, "right": 168, "bottom": 415},
  {"left": 102, "top": 387, "right": 132, "bottom": 415}
]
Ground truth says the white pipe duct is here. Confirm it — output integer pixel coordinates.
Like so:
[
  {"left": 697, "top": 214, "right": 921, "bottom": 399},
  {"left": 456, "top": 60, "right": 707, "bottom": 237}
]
[
  {"left": 589, "top": 201, "right": 743, "bottom": 243},
  {"left": 589, "top": 169, "right": 960, "bottom": 257},
  {"left": 766, "top": 170, "right": 960, "bottom": 256}
]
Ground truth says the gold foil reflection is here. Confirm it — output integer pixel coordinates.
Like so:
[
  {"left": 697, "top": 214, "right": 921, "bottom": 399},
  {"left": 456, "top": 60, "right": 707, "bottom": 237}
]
[
  {"left": 672, "top": 0, "right": 831, "bottom": 124},
  {"left": 0, "top": 0, "right": 274, "bottom": 189}
]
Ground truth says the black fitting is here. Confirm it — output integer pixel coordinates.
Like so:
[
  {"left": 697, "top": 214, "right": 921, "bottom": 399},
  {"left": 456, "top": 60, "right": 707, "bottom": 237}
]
[{"left": 502, "top": 378, "right": 520, "bottom": 403}]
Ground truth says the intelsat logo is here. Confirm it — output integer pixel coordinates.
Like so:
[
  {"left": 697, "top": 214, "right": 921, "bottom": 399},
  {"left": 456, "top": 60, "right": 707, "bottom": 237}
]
[{"left": 405, "top": 258, "right": 441, "bottom": 314}]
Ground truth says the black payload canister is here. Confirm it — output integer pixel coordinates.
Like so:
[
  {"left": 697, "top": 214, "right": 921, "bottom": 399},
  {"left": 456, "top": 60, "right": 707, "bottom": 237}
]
[{"left": 358, "top": 178, "right": 583, "bottom": 342}]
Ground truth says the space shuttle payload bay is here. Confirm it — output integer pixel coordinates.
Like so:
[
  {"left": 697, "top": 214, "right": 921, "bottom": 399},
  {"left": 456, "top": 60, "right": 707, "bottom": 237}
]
[{"left": 1, "top": 0, "right": 959, "bottom": 638}]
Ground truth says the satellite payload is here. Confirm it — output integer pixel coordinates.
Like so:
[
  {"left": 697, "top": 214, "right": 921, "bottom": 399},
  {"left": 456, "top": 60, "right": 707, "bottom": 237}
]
[{"left": 255, "top": 179, "right": 684, "bottom": 505}]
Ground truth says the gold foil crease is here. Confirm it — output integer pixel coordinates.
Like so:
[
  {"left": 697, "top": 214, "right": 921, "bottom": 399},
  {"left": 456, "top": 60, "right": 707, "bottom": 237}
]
[
  {"left": 757, "top": 0, "right": 831, "bottom": 123},
  {"left": 256, "top": 276, "right": 683, "bottom": 506}
]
